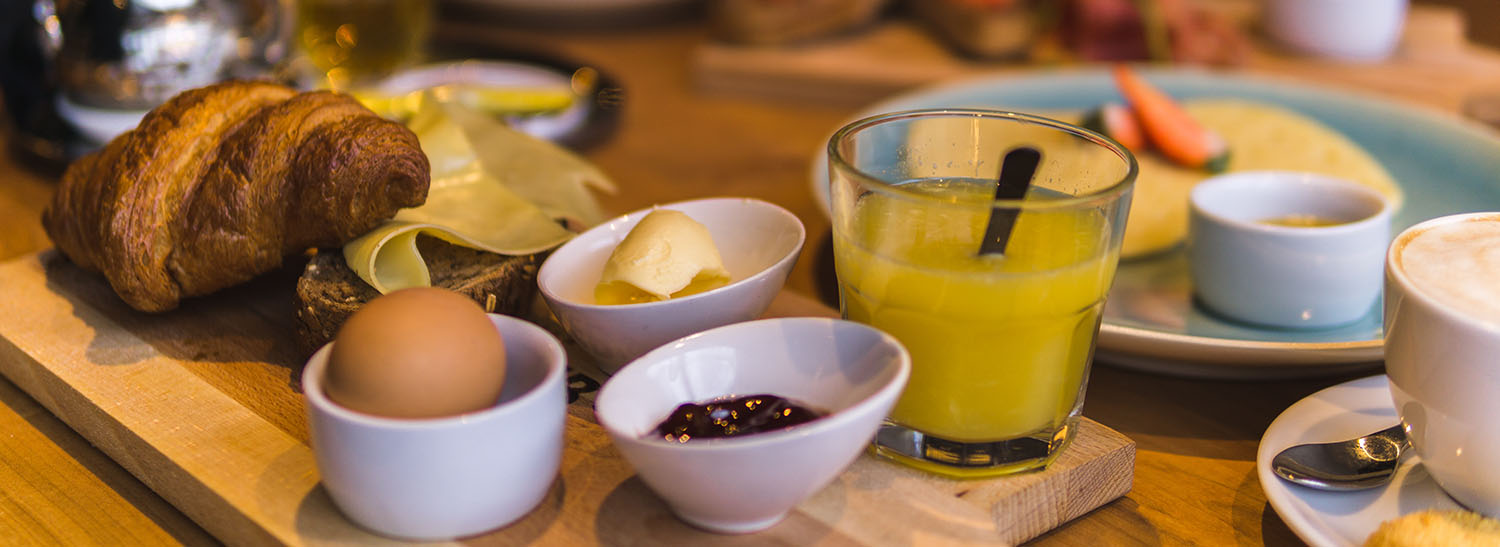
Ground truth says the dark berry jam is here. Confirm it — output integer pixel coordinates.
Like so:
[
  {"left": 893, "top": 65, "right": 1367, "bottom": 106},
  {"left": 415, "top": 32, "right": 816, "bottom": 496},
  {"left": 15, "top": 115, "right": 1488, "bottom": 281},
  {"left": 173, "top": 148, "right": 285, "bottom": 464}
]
[{"left": 652, "top": 394, "right": 824, "bottom": 442}]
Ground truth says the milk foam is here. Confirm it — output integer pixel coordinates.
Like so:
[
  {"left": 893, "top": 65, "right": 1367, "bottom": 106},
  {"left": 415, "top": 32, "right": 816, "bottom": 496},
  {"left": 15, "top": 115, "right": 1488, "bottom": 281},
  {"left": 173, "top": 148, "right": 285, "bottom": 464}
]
[{"left": 1398, "top": 216, "right": 1500, "bottom": 322}]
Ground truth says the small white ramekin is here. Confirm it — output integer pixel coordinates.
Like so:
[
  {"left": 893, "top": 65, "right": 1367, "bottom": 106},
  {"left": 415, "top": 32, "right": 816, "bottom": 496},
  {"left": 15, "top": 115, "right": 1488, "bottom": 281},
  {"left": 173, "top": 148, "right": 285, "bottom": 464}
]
[
  {"left": 1188, "top": 171, "right": 1393, "bottom": 329},
  {"left": 303, "top": 314, "right": 567, "bottom": 540},
  {"left": 1264, "top": 0, "right": 1408, "bottom": 62}
]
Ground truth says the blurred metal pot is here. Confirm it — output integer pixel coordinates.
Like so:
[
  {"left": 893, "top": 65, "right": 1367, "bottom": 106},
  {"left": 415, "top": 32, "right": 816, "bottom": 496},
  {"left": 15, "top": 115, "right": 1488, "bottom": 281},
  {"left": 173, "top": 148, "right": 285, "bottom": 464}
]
[{"left": 38, "top": 0, "right": 289, "bottom": 109}]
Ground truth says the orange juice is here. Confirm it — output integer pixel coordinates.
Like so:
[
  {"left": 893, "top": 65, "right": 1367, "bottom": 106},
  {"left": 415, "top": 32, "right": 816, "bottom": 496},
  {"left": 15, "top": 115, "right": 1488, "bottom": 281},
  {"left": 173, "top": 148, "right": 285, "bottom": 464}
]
[
  {"left": 296, "top": 0, "right": 431, "bottom": 88},
  {"left": 834, "top": 179, "right": 1120, "bottom": 449}
]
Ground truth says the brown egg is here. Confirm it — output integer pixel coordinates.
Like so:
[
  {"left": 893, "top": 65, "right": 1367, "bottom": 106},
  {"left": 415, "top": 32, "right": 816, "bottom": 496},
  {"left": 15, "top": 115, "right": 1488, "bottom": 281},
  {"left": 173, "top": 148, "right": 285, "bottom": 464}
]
[{"left": 324, "top": 287, "right": 507, "bottom": 418}]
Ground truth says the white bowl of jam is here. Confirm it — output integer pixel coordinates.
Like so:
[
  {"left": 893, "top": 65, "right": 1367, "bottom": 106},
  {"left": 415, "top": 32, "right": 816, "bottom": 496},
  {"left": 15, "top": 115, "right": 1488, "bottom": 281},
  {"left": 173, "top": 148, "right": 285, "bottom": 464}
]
[{"left": 594, "top": 317, "right": 910, "bottom": 534}]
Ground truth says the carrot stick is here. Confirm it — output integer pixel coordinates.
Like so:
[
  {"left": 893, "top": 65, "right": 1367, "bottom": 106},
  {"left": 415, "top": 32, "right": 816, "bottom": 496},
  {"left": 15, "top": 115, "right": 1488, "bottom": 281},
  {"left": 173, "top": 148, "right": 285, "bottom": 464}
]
[
  {"left": 1112, "top": 65, "right": 1229, "bottom": 171},
  {"left": 1081, "top": 102, "right": 1146, "bottom": 153}
]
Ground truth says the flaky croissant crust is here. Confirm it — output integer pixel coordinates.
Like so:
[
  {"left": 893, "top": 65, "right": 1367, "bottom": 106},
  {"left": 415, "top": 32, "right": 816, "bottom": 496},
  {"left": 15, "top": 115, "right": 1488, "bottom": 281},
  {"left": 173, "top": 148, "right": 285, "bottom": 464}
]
[{"left": 43, "top": 81, "right": 430, "bottom": 312}]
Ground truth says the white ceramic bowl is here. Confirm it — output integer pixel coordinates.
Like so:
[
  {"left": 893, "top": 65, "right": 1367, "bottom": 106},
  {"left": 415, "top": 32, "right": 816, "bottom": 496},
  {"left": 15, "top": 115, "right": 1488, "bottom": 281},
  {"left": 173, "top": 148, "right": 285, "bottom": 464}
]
[
  {"left": 1264, "top": 0, "right": 1408, "bottom": 62},
  {"left": 538, "top": 197, "right": 805, "bottom": 373},
  {"left": 1188, "top": 171, "right": 1393, "bottom": 329},
  {"left": 303, "top": 314, "right": 567, "bottom": 540},
  {"left": 595, "top": 317, "right": 910, "bottom": 534}
]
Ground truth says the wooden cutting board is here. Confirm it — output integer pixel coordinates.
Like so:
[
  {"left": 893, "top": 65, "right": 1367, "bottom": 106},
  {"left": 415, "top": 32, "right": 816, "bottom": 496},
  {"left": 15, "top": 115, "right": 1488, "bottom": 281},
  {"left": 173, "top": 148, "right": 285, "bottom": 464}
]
[
  {"left": 693, "top": 3, "right": 1498, "bottom": 111},
  {"left": 0, "top": 251, "right": 1133, "bottom": 545}
]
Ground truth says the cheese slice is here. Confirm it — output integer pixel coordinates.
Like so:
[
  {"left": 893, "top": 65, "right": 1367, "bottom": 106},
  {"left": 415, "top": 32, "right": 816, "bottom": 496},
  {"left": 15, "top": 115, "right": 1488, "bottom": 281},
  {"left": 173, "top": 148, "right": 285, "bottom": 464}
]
[
  {"left": 344, "top": 95, "right": 607, "bottom": 294},
  {"left": 595, "top": 210, "right": 730, "bottom": 305},
  {"left": 353, "top": 85, "right": 576, "bottom": 121},
  {"left": 440, "top": 97, "right": 615, "bottom": 227}
]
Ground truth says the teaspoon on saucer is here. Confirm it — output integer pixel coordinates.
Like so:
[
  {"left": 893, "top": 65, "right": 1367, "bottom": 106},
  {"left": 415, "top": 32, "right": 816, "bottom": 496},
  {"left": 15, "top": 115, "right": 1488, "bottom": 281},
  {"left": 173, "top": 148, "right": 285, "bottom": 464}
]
[{"left": 1271, "top": 424, "right": 1409, "bottom": 491}]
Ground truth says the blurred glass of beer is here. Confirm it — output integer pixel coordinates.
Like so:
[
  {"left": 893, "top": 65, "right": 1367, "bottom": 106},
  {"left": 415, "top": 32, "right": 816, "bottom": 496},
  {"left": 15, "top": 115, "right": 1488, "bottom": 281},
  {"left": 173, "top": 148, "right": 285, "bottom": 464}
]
[{"left": 295, "top": 0, "right": 431, "bottom": 89}]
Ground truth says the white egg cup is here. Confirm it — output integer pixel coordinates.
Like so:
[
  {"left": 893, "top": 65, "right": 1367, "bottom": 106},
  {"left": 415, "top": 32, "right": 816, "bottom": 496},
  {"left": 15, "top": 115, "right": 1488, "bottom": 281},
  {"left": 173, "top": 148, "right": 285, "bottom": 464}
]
[
  {"left": 538, "top": 197, "right": 806, "bottom": 373},
  {"left": 1188, "top": 171, "right": 1393, "bottom": 329},
  {"left": 302, "top": 314, "right": 567, "bottom": 540},
  {"left": 595, "top": 317, "right": 910, "bottom": 534}
]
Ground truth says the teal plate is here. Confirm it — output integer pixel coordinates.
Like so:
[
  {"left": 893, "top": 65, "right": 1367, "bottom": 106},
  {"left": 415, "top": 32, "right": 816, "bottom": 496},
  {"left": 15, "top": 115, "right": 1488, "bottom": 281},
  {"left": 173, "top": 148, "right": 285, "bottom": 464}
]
[{"left": 811, "top": 68, "right": 1500, "bottom": 378}]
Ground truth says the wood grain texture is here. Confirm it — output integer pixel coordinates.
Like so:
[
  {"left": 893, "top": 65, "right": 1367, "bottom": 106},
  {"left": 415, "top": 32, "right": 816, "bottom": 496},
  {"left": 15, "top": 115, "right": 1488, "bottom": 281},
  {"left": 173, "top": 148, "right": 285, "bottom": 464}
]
[
  {"left": 3, "top": 5, "right": 1494, "bottom": 543},
  {"left": 0, "top": 377, "right": 214, "bottom": 546},
  {"left": 693, "top": 3, "right": 1500, "bottom": 112},
  {"left": 0, "top": 253, "right": 1132, "bottom": 545}
]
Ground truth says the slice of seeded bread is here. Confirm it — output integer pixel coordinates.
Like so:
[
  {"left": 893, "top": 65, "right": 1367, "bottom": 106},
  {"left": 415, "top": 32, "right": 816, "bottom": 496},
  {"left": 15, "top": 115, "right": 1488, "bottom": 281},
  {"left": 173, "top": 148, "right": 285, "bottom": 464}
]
[{"left": 294, "top": 235, "right": 541, "bottom": 355}]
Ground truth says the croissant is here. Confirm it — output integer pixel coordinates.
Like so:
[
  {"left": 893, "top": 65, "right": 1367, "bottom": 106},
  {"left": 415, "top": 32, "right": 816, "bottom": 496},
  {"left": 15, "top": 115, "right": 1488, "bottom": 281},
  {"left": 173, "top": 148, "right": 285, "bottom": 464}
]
[{"left": 42, "top": 81, "right": 430, "bottom": 312}]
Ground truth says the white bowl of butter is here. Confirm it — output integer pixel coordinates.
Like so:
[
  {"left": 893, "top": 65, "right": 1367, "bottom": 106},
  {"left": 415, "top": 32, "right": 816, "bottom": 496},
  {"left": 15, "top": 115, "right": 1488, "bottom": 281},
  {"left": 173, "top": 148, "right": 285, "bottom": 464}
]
[{"left": 538, "top": 197, "right": 805, "bottom": 373}]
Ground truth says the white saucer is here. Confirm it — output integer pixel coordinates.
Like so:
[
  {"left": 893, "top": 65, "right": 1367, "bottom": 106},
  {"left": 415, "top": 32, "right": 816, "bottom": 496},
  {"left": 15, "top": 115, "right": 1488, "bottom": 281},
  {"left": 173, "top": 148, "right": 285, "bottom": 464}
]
[
  {"left": 371, "top": 60, "right": 591, "bottom": 142},
  {"left": 1256, "top": 375, "right": 1464, "bottom": 547}
]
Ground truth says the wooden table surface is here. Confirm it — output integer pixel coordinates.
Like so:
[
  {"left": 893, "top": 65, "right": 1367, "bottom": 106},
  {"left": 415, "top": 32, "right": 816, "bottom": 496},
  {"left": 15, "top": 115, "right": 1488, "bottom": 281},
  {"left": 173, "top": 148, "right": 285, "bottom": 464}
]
[{"left": 3, "top": 11, "right": 1499, "bottom": 545}]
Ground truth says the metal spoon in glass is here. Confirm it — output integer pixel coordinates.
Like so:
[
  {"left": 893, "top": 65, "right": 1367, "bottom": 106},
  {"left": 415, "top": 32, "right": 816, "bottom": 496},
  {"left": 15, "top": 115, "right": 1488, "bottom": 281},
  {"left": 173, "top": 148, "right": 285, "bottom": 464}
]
[{"left": 1271, "top": 424, "right": 1410, "bottom": 491}]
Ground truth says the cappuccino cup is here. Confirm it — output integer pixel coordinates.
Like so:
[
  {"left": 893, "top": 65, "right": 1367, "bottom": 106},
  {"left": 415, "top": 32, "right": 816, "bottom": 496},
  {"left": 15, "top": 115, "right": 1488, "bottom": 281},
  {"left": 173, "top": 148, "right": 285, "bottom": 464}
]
[{"left": 1384, "top": 212, "right": 1500, "bottom": 517}]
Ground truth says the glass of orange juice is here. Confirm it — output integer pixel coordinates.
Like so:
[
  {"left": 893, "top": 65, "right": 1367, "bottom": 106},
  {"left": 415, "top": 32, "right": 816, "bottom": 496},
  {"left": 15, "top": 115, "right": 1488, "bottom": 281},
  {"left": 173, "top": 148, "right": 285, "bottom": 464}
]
[
  {"left": 828, "top": 109, "right": 1137, "bottom": 477},
  {"left": 295, "top": 0, "right": 432, "bottom": 90}
]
